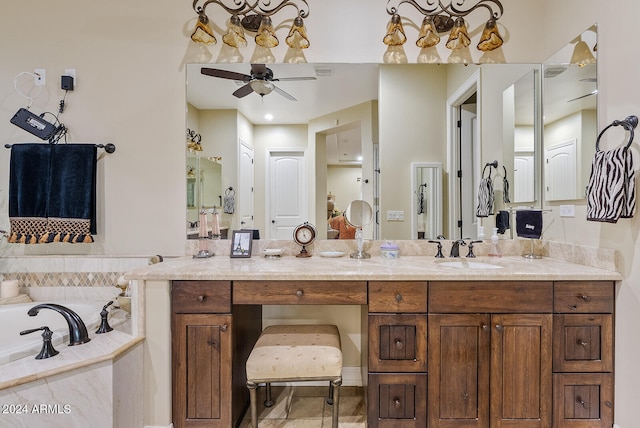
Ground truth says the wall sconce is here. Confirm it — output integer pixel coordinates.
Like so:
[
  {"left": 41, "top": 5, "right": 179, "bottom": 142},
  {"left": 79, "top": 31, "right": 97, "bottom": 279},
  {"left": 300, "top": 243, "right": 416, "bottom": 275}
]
[
  {"left": 384, "top": 0, "right": 505, "bottom": 52},
  {"left": 187, "top": 128, "right": 203, "bottom": 152},
  {"left": 570, "top": 36, "right": 596, "bottom": 67},
  {"left": 190, "top": 0, "right": 310, "bottom": 50}
]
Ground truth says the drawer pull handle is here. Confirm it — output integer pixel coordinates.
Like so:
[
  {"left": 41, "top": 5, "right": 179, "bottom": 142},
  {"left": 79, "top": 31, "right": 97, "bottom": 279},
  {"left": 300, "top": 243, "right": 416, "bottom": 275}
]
[
  {"left": 221, "top": 324, "right": 228, "bottom": 332},
  {"left": 197, "top": 295, "right": 206, "bottom": 302},
  {"left": 576, "top": 396, "right": 589, "bottom": 409},
  {"left": 577, "top": 339, "right": 588, "bottom": 347},
  {"left": 395, "top": 293, "right": 403, "bottom": 303},
  {"left": 495, "top": 324, "right": 503, "bottom": 332},
  {"left": 580, "top": 295, "right": 592, "bottom": 302},
  {"left": 393, "top": 398, "right": 401, "bottom": 408},
  {"left": 296, "top": 290, "right": 304, "bottom": 297},
  {"left": 395, "top": 339, "right": 404, "bottom": 350},
  {"left": 568, "top": 304, "right": 578, "bottom": 310}
]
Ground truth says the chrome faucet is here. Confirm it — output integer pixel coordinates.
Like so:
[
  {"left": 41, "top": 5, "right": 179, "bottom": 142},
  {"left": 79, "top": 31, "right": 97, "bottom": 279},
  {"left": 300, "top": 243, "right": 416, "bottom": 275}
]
[
  {"left": 449, "top": 239, "right": 466, "bottom": 257},
  {"left": 27, "top": 303, "right": 91, "bottom": 346}
]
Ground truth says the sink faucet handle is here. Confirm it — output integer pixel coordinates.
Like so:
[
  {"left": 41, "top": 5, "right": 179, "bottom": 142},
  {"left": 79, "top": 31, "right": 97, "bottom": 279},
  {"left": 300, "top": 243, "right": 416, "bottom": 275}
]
[
  {"left": 20, "top": 326, "right": 60, "bottom": 359},
  {"left": 428, "top": 240, "right": 444, "bottom": 258},
  {"left": 466, "top": 240, "right": 483, "bottom": 258}
]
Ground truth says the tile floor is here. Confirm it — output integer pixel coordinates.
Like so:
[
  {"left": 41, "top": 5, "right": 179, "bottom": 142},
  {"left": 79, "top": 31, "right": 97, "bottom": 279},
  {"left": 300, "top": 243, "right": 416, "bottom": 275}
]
[{"left": 239, "top": 385, "right": 366, "bottom": 427}]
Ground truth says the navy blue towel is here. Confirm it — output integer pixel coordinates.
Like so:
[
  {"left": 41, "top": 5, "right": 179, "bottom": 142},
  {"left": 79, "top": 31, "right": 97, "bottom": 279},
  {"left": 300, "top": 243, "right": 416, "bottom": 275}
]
[
  {"left": 9, "top": 143, "right": 97, "bottom": 244},
  {"left": 515, "top": 210, "right": 542, "bottom": 239},
  {"left": 495, "top": 210, "right": 510, "bottom": 234}
]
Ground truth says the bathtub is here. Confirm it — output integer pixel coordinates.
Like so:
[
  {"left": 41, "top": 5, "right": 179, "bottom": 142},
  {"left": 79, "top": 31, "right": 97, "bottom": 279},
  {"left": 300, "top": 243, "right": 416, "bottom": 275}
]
[{"left": 0, "top": 301, "right": 103, "bottom": 364}]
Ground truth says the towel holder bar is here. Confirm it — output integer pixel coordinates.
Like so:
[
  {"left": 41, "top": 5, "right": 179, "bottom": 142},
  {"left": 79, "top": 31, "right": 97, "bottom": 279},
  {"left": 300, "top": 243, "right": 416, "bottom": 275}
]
[
  {"left": 4, "top": 143, "right": 116, "bottom": 153},
  {"left": 596, "top": 115, "right": 638, "bottom": 151}
]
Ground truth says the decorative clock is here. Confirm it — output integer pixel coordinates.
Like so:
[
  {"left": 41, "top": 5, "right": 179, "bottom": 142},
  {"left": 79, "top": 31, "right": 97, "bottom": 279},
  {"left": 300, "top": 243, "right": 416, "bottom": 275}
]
[{"left": 293, "top": 222, "right": 316, "bottom": 258}]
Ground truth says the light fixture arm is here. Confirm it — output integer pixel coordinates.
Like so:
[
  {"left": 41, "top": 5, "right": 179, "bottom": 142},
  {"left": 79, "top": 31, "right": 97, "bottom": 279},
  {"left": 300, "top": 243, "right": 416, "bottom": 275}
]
[
  {"left": 193, "top": 0, "right": 309, "bottom": 21},
  {"left": 386, "top": 0, "right": 503, "bottom": 21}
]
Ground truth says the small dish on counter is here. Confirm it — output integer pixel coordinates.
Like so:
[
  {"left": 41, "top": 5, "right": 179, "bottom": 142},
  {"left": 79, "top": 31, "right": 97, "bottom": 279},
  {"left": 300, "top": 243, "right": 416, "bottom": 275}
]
[
  {"left": 262, "top": 249, "right": 284, "bottom": 258},
  {"left": 318, "top": 251, "right": 345, "bottom": 258}
]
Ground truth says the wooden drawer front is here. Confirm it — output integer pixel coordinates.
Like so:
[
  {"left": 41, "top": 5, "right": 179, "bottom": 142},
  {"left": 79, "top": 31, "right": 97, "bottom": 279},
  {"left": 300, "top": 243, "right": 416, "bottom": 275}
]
[
  {"left": 368, "top": 373, "right": 427, "bottom": 428},
  {"left": 553, "top": 314, "right": 613, "bottom": 373},
  {"left": 233, "top": 280, "right": 367, "bottom": 305},
  {"left": 553, "top": 373, "right": 613, "bottom": 428},
  {"left": 554, "top": 281, "right": 614, "bottom": 313},
  {"left": 369, "top": 281, "right": 427, "bottom": 313},
  {"left": 429, "top": 281, "right": 553, "bottom": 313},
  {"left": 369, "top": 314, "right": 427, "bottom": 372},
  {"left": 172, "top": 281, "right": 231, "bottom": 313}
]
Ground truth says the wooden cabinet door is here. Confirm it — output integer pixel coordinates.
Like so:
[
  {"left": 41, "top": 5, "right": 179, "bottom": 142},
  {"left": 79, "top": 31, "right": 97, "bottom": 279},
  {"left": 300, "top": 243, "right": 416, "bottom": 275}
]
[
  {"left": 172, "top": 314, "right": 232, "bottom": 428},
  {"left": 490, "top": 314, "right": 552, "bottom": 428},
  {"left": 428, "top": 314, "right": 491, "bottom": 428}
]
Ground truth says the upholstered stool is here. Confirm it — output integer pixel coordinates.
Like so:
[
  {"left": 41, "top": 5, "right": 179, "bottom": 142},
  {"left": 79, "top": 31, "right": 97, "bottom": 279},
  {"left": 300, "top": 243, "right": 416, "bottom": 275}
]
[{"left": 246, "top": 324, "right": 343, "bottom": 428}]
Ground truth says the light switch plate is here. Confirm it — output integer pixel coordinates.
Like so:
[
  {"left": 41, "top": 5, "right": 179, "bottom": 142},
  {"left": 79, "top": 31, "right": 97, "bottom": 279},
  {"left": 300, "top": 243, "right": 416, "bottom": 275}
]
[
  {"left": 387, "top": 210, "right": 404, "bottom": 221},
  {"left": 559, "top": 204, "right": 575, "bottom": 217}
]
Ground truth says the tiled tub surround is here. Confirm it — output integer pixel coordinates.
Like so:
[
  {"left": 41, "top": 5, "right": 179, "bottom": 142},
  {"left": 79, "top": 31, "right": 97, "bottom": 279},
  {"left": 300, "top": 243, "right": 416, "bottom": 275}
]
[
  {"left": 0, "top": 256, "right": 149, "bottom": 428},
  {"left": 130, "top": 241, "right": 621, "bottom": 428}
]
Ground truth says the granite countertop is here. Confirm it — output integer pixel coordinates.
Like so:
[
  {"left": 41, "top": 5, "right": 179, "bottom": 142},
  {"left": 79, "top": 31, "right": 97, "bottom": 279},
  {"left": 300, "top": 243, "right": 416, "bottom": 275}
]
[{"left": 124, "top": 253, "right": 621, "bottom": 282}]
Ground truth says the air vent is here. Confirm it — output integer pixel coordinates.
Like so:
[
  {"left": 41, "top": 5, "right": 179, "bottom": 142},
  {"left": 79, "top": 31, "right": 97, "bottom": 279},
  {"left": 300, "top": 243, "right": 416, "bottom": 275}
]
[
  {"left": 544, "top": 66, "right": 567, "bottom": 78},
  {"left": 314, "top": 66, "right": 334, "bottom": 77}
]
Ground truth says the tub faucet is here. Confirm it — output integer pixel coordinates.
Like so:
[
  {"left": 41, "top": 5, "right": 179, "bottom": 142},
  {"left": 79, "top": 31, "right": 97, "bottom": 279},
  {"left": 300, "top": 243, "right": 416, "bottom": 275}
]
[
  {"left": 449, "top": 240, "right": 466, "bottom": 257},
  {"left": 27, "top": 303, "right": 91, "bottom": 346}
]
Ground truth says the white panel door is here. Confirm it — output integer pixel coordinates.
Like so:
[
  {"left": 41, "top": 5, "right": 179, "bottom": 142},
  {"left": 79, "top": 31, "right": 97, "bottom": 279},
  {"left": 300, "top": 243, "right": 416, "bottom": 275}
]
[
  {"left": 513, "top": 154, "right": 535, "bottom": 202},
  {"left": 268, "top": 151, "right": 307, "bottom": 239},
  {"left": 460, "top": 104, "right": 479, "bottom": 240},
  {"left": 238, "top": 141, "right": 254, "bottom": 229},
  {"left": 545, "top": 140, "right": 576, "bottom": 201}
]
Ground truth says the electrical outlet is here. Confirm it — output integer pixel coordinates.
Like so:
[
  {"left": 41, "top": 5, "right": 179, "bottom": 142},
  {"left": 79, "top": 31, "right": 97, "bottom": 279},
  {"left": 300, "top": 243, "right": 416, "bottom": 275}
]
[
  {"left": 387, "top": 210, "right": 405, "bottom": 221},
  {"left": 34, "top": 69, "right": 46, "bottom": 86},
  {"left": 559, "top": 204, "right": 575, "bottom": 217}
]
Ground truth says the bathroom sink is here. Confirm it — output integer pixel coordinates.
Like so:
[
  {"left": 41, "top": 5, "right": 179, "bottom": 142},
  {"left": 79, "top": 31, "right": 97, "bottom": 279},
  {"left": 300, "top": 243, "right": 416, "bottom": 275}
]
[{"left": 437, "top": 260, "right": 503, "bottom": 269}]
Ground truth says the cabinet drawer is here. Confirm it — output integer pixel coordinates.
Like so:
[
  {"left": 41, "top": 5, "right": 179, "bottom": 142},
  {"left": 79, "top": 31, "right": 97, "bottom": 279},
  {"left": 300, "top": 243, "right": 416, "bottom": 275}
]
[
  {"left": 553, "top": 314, "right": 613, "bottom": 373},
  {"left": 172, "top": 280, "right": 231, "bottom": 313},
  {"left": 553, "top": 373, "right": 613, "bottom": 428},
  {"left": 369, "top": 281, "right": 427, "bottom": 313},
  {"left": 429, "top": 281, "right": 553, "bottom": 313},
  {"left": 369, "top": 314, "right": 427, "bottom": 372},
  {"left": 233, "top": 280, "right": 367, "bottom": 305},
  {"left": 368, "top": 373, "right": 427, "bottom": 428},
  {"left": 554, "top": 281, "right": 614, "bottom": 313}
]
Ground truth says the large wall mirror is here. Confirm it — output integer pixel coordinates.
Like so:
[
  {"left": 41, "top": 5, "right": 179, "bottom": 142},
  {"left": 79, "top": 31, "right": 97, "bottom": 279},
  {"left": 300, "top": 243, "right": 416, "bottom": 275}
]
[
  {"left": 542, "top": 25, "right": 598, "bottom": 203},
  {"left": 185, "top": 54, "right": 593, "bottom": 240}
]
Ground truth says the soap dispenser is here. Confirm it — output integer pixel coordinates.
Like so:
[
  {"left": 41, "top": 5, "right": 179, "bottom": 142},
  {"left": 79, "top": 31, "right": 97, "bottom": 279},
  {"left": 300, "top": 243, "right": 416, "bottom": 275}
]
[{"left": 489, "top": 227, "right": 501, "bottom": 257}]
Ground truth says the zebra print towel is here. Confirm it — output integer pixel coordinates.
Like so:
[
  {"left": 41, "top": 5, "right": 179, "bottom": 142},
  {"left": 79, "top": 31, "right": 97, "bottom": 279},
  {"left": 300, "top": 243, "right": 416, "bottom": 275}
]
[
  {"left": 586, "top": 146, "right": 635, "bottom": 222},
  {"left": 476, "top": 176, "right": 494, "bottom": 217}
]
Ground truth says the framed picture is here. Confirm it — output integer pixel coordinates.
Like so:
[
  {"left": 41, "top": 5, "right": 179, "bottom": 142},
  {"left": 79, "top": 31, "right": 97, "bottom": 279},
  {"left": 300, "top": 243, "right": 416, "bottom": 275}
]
[{"left": 230, "top": 230, "right": 253, "bottom": 258}]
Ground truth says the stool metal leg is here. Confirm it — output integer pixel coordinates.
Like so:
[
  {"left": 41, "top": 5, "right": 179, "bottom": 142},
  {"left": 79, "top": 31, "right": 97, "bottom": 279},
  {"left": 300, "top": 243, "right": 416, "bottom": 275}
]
[
  {"left": 330, "top": 378, "right": 342, "bottom": 428},
  {"left": 326, "top": 380, "right": 334, "bottom": 405},
  {"left": 247, "top": 381, "right": 258, "bottom": 428},
  {"left": 264, "top": 382, "right": 274, "bottom": 407}
]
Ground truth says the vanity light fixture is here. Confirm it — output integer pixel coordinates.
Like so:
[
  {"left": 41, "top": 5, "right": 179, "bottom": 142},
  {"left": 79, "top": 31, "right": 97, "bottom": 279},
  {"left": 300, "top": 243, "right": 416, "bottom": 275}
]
[
  {"left": 190, "top": 0, "right": 310, "bottom": 50},
  {"left": 187, "top": 128, "right": 203, "bottom": 152},
  {"left": 384, "top": 0, "right": 505, "bottom": 52},
  {"left": 570, "top": 36, "right": 596, "bottom": 67}
]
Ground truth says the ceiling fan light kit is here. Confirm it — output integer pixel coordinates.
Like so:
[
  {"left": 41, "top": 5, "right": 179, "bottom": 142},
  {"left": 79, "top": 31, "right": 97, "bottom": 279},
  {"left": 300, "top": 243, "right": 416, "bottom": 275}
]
[{"left": 190, "top": 0, "right": 310, "bottom": 57}]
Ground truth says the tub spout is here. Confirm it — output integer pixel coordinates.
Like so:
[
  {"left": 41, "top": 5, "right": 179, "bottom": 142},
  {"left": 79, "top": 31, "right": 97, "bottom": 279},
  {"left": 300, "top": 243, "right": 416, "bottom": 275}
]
[{"left": 27, "top": 303, "right": 91, "bottom": 346}]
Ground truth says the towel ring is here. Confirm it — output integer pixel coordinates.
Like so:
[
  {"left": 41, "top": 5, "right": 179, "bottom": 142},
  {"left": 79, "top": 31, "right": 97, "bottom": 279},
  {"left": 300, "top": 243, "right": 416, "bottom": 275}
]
[
  {"left": 596, "top": 115, "right": 638, "bottom": 151},
  {"left": 482, "top": 160, "right": 498, "bottom": 178},
  {"left": 225, "top": 187, "right": 235, "bottom": 196}
]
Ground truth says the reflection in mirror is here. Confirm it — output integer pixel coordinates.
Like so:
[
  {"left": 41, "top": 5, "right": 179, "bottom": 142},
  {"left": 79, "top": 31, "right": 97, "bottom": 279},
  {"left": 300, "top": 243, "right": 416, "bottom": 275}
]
[
  {"left": 344, "top": 199, "right": 373, "bottom": 259},
  {"left": 543, "top": 25, "right": 597, "bottom": 202},
  {"left": 411, "top": 162, "right": 442, "bottom": 239},
  {"left": 186, "top": 153, "right": 223, "bottom": 238}
]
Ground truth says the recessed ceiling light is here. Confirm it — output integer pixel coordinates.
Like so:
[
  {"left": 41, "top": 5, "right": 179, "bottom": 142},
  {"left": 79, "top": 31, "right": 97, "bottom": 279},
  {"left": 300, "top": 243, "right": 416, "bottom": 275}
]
[{"left": 265, "top": 113, "right": 274, "bottom": 121}]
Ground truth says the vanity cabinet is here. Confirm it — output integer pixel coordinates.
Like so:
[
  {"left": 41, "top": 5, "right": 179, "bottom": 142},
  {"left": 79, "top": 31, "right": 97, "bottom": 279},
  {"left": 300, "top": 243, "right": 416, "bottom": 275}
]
[
  {"left": 171, "top": 280, "right": 261, "bottom": 428},
  {"left": 367, "top": 281, "right": 428, "bottom": 428},
  {"left": 428, "top": 281, "right": 553, "bottom": 428}
]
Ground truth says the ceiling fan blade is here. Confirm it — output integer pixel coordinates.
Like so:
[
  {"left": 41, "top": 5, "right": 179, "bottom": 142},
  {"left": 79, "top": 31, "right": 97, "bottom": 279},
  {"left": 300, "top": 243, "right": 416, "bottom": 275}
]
[
  {"left": 275, "top": 76, "right": 317, "bottom": 82},
  {"left": 201, "top": 67, "right": 251, "bottom": 82},
  {"left": 232, "top": 84, "right": 255, "bottom": 98},
  {"left": 273, "top": 85, "right": 297, "bottom": 101},
  {"left": 567, "top": 90, "right": 598, "bottom": 102}
]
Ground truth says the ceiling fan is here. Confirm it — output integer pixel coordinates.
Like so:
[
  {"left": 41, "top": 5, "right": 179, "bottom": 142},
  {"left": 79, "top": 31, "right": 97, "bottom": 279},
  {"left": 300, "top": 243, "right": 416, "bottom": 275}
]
[{"left": 200, "top": 64, "right": 316, "bottom": 101}]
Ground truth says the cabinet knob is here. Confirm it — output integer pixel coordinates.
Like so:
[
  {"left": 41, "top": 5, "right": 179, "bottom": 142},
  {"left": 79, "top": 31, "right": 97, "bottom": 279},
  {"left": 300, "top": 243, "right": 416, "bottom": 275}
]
[
  {"left": 395, "top": 339, "right": 404, "bottom": 350},
  {"left": 395, "top": 293, "right": 403, "bottom": 303},
  {"left": 207, "top": 339, "right": 215, "bottom": 347},
  {"left": 576, "top": 396, "right": 589, "bottom": 409},
  {"left": 580, "top": 294, "right": 592, "bottom": 302},
  {"left": 393, "top": 398, "right": 401, "bottom": 408},
  {"left": 481, "top": 324, "right": 489, "bottom": 331},
  {"left": 221, "top": 324, "right": 228, "bottom": 332},
  {"left": 197, "top": 295, "right": 206, "bottom": 302},
  {"left": 568, "top": 304, "right": 578, "bottom": 310},
  {"left": 577, "top": 339, "right": 588, "bottom": 347},
  {"left": 296, "top": 290, "right": 304, "bottom": 297},
  {"left": 495, "top": 324, "right": 503, "bottom": 332}
]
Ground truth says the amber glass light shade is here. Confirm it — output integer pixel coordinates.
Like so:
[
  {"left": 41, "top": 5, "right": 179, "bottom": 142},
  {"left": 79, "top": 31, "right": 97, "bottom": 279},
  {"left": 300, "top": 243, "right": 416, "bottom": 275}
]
[
  {"left": 286, "top": 17, "right": 310, "bottom": 49},
  {"left": 477, "top": 18, "right": 503, "bottom": 51},
  {"left": 222, "top": 15, "right": 248, "bottom": 48},
  {"left": 570, "top": 39, "right": 596, "bottom": 66},
  {"left": 255, "top": 16, "right": 279, "bottom": 48},
  {"left": 416, "top": 15, "right": 440, "bottom": 48},
  {"left": 383, "top": 14, "right": 407, "bottom": 46},
  {"left": 191, "top": 14, "right": 217, "bottom": 45},
  {"left": 445, "top": 17, "right": 471, "bottom": 50}
]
